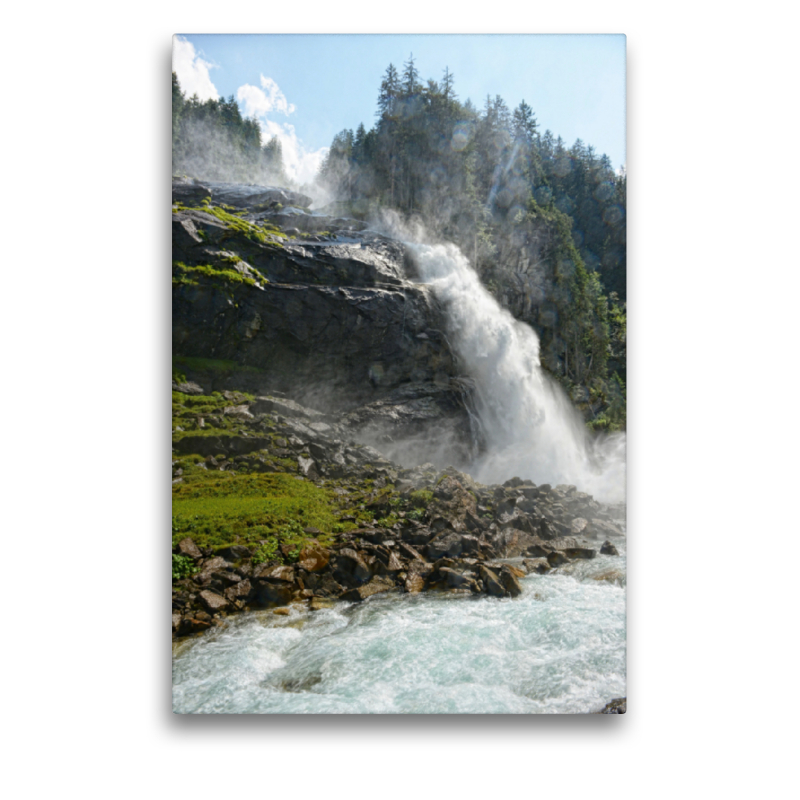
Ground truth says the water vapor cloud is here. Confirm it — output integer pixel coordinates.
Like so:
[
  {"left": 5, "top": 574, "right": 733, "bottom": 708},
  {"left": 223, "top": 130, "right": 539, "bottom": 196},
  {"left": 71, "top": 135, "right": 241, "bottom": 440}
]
[{"left": 237, "top": 75, "right": 328, "bottom": 186}]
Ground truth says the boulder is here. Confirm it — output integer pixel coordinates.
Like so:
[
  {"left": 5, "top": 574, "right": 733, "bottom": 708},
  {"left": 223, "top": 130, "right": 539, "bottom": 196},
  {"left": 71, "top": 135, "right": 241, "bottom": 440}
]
[
  {"left": 223, "top": 579, "right": 250, "bottom": 600},
  {"left": 340, "top": 576, "right": 395, "bottom": 602},
  {"left": 564, "top": 547, "right": 597, "bottom": 560},
  {"left": 598, "top": 697, "right": 627, "bottom": 714},
  {"left": 173, "top": 381, "right": 205, "bottom": 395},
  {"left": 198, "top": 590, "right": 229, "bottom": 613},
  {"left": 331, "top": 549, "right": 371, "bottom": 585},
  {"left": 178, "top": 617, "right": 212, "bottom": 636},
  {"left": 255, "top": 582, "right": 294, "bottom": 606},
  {"left": 298, "top": 542, "right": 330, "bottom": 572},
  {"left": 257, "top": 565, "right": 295, "bottom": 584},
  {"left": 522, "top": 558, "right": 551, "bottom": 574},
  {"left": 479, "top": 565, "right": 506, "bottom": 598},
  {"left": 600, "top": 540, "right": 619, "bottom": 556},
  {"left": 217, "top": 545, "right": 252, "bottom": 561},
  {"left": 177, "top": 537, "right": 202, "bottom": 560},
  {"left": 499, "top": 566, "right": 523, "bottom": 598},
  {"left": 570, "top": 517, "right": 590, "bottom": 535},
  {"left": 547, "top": 551, "right": 571, "bottom": 567}
]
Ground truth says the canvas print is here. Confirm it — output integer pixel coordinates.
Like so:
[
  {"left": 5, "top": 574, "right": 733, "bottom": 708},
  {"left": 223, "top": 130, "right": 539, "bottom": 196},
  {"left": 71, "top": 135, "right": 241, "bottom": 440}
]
[{"left": 171, "top": 33, "right": 627, "bottom": 714}]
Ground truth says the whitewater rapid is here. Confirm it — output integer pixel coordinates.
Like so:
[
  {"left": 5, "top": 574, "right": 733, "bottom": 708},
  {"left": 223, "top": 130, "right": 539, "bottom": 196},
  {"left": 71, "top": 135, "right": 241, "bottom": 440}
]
[
  {"left": 173, "top": 545, "right": 626, "bottom": 714},
  {"left": 409, "top": 241, "right": 626, "bottom": 503}
]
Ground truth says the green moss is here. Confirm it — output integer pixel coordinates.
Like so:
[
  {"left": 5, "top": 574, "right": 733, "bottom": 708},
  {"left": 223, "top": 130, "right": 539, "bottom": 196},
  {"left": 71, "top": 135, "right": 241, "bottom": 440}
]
[
  {"left": 198, "top": 205, "right": 288, "bottom": 244},
  {"left": 410, "top": 489, "right": 434, "bottom": 507},
  {"left": 173, "top": 260, "right": 258, "bottom": 287}
]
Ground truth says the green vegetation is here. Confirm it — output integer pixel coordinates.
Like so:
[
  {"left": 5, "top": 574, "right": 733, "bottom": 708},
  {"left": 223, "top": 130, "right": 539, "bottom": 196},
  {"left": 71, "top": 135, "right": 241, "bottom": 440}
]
[
  {"left": 172, "top": 390, "right": 257, "bottom": 440},
  {"left": 172, "top": 260, "right": 262, "bottom": 288},
  {"left": 172, "top": 554, "right": 198, "bottom": 582},
  {"left": 195, "top": 203, "right": 287, "bottom": 245},
  {"left": 172, "top": 473, "right": 341, "bottom": 553},
  {"left": 410, "top": 489, "right": 434, "bottom": 507}
]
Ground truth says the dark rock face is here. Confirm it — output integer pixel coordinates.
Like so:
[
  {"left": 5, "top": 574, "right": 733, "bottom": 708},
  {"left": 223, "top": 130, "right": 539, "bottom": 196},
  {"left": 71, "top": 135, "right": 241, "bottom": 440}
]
[
  {"left": 172, "top": 177, "right": 211, "bottom": 206},
  {"left": 172, "top": 178, "right": 474, "bottom": 455}
]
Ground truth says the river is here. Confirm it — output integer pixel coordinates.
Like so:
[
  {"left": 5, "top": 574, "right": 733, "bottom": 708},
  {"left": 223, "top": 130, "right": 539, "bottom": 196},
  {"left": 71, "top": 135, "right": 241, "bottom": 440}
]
[{"left": 173, "top": 534, "right": 625, "bottom": 714}]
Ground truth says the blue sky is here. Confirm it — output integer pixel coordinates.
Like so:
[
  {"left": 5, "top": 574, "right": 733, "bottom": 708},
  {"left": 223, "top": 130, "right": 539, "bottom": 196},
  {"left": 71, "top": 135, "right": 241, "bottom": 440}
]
[{"left": 173, "top": 34, "right": 626, "bottom": 185}]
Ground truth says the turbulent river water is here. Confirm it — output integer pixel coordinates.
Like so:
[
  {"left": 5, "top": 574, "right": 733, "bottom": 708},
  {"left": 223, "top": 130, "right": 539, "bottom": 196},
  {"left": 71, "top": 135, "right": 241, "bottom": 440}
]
[{"left": 173, "top": 537, "right": 625, "bottom": 714}]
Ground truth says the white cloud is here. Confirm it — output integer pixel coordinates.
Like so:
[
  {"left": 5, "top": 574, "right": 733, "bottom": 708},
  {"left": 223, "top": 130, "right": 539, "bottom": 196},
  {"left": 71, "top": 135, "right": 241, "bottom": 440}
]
[
  {"left": 237, "top": 75, "right": 327, "bottom": 186},
  {"left": 172, "top": 36, "right": 219, "bottom": 102},
  {"left": 237, "top": 74, "right": 296, "bottom": 117}
]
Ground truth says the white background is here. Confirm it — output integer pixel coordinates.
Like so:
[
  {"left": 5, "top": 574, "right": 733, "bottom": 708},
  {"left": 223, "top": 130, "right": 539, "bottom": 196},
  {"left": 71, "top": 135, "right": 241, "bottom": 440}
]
[{"left": 2, "top": 3, "right": 797, "bottom": 797}]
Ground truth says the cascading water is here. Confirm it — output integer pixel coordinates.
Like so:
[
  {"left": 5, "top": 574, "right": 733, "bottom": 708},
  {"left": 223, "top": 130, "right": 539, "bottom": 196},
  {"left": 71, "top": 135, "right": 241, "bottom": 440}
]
[{"left": 408, "top": 241, "right": 626, "bottom": 503}]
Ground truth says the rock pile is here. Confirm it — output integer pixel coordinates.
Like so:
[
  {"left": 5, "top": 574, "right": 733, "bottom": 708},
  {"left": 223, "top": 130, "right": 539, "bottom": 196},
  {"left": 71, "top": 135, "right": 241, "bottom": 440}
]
[{"left": 172, "top": 390, "right": 624, "bottom": 639}]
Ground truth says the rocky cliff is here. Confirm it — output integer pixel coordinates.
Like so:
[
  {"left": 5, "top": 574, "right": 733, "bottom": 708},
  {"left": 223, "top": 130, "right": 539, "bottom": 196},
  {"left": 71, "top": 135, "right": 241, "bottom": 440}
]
[{"left": 172, "top": 178, "right": 476, "bottom": 465}]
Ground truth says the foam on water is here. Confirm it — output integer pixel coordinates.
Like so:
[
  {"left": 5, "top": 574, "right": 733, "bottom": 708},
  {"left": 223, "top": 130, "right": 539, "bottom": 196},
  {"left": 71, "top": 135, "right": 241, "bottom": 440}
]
[
  {"left": 173, "top": 549, "right": 626, "bottom": 714},
  {"left": 408, "top": 241, "right": 626, "bottom": 503}
]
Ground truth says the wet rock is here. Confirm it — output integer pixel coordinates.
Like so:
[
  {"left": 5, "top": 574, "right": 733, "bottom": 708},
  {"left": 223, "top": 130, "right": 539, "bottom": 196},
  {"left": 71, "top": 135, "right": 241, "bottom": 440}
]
[
  {"left": 439, "top": 567, "right": 477, "bottom": 590},
  {"left": 405, "top": 561, "right": 433, "bottom": 593},
  {"left": 331, "top": 549, "right": 371, "bottom": 585},
  {"left": 523, "top": 558, "right": 551, "bottom": 574},
  {"left": 547, "top": 551, "right": 571, "bottom": 567},
  {"left": 600, "top": 540, "right": 619, "bottom": 556},
  {"left": 224, "top": 579, "right": 252, "bottom": 602},
  {"left": 309, "top": 597, "right": 335, "bottom": 611},
  {"left": 564, "top": 547, "right": 597, "bottom": 560},
  {"left": 304, "top": 572, "right": 344, "bottom": 598},
  {"left": 340, "top": 576, "right": 395, "bottom": 602},
  {"left": 198, "top": 590, "right": 229, "bottom": 613},
  {"left": 598, "top": 697, "right": 626, "bottom": 714},
  {"left": 397, "top": 541, "right": 425, "bottom": 562},
  {"left": 178, "top": 617, "right": 212, "bottom": 636},
  {"left": 479, "top": 565, "right": 506, "bottom": 598},
  {"left": 591, "top": 570, "right": 626, "bottom": 586},
  {"left": 172, "top": 612, "right": 181, "bottom": 632},
  {"left": 499, "top": 566, "right": 523, "bottom": 597},
  {"left": 255, "top": 582, "right": 294, "bottom": 606},
  {"left": 172, "top": 178, "right": 211, "bottom": 206},
  {"left": 425, "top": 530, "right": 466, "bottom": 560}
]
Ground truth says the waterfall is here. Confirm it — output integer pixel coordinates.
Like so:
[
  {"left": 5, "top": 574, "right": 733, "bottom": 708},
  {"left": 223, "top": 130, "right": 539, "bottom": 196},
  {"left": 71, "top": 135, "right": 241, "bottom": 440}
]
[{"left": 408, "top": 241, "right": 626, "bottom": 503}]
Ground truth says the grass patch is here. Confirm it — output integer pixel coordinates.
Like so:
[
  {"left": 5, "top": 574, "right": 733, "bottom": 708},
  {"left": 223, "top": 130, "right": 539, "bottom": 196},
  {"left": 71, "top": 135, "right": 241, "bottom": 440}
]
[
  {"left": 410, "top": 489, "right": 434, "bottom": 507},
  {"left": 172, "top": 472, "right": 340, "bottom": 552}
]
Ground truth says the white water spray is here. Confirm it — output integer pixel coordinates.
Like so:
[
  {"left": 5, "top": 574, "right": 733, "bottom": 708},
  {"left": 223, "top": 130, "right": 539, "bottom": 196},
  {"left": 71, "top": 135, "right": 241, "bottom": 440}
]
[{"left": 409, "top": 241, "right": 626, "bottom": 502}]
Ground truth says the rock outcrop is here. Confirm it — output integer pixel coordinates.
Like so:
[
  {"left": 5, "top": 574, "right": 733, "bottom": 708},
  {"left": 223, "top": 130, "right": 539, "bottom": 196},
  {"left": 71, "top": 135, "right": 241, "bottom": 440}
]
[{"left": 173, "top": 178, "right": 475, "bottom": 461}]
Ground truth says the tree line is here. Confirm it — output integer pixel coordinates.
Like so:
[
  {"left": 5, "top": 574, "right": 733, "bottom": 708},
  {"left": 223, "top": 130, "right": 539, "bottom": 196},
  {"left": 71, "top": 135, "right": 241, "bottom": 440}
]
[{"left": 172, "top": 72, "right": 288, "bottom": 185}]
